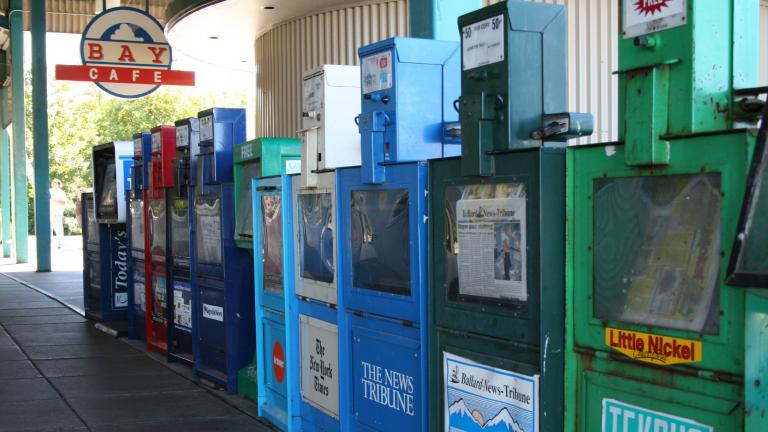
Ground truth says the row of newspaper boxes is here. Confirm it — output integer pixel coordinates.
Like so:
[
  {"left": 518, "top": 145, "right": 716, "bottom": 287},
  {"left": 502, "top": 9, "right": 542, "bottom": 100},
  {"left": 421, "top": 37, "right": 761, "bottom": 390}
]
[{"left": 82, "top": 0, "right": 768, "bottom": 431}]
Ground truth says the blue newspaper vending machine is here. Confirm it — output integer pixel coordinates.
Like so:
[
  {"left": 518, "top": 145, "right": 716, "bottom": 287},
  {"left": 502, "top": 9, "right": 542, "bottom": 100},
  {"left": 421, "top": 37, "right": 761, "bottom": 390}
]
[
  {"left": 167, "top": 117, "right": 200, "bottom": 364},
  {"left": 126, "top": 132, "right": 151, "bottom": 339},
  {"left": 290, "top": 64, "right": 361, "bottom": 432},
  {"left": 86, "top": 141, "right": 133, "bottom": 325},
  {"left": 335, "top": 37, "right": 460, "bottom": 431},
  {"left": 191, "top": 108, "right": 254, "bottom": 392}
]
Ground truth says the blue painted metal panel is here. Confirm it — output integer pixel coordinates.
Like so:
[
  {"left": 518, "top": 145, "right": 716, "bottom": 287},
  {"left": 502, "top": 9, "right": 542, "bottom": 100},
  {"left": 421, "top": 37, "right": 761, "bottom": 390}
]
[
  {"left": 84, "top": 223, "right": 129, "bottom": 323},
  {"left": 261, "top": 308, "right": 289, "bottom": 428},
  {"left": 255, "top": 174, "right": 298, "bottom": 431},
  {"left": 191, "top": 108, "right": 253, "bottom": 393},
  {"left": 126, "top": 132, "right": 149, "bottom": 341},
  {"left": 347, "top": 313, "right": 423, "bottom": 431},
  {"left": 129, "top": 260, "right": 146, "bottom": 339},
  {"left": 197, "top": 108, "right": 246, "bottom": 184},
  {"left": 337, "top": 162, "right": 429, "bottom": 431},
  {"left": 357, "top": 37, "right": 461, "bottom": 184},
  {"left": 337, "top": 163, "right": 427, "bottom": 323}
]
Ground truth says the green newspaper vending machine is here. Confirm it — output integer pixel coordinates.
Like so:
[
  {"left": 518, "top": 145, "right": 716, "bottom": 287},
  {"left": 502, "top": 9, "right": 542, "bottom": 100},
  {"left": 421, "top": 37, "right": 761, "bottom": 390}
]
[
  {"left": 429, "top": 2, "right": 591, "bottom": 431},
  {"left": 566, "top": 0, "right": 763, "bottom": 431}
]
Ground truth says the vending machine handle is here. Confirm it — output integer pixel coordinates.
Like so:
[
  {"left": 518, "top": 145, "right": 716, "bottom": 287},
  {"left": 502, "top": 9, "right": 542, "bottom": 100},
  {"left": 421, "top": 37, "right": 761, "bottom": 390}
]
[
  {"left": 461, "top": 91, "right": 502, "bottom": 177},
  {"left": 357, "top": 111, "right": 390, "bottom": 184}
]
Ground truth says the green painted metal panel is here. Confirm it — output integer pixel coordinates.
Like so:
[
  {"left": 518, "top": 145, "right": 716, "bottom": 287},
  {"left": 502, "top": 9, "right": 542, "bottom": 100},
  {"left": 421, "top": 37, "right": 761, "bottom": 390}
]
[
  {"left": 623, "top": 66, "right": 670, "bottom": 166},
  {"left": 456, "top": 1, "right": 567, "bottom": 177},
  {"left": 567, "top": 131, "right": 755, "bottom": 431},
  {"left": 10, "top": 0, "right": 27, "bottom": 263},
  {"left": 429, "top": 147, "right": 565, "bottom": 431},
  {"left": 567, "top": 0, "right": 762, "bottom": 429},
  {"left": 745, "top": 289, "right": 768, "bottom": 431},
  {"left": 233, "top": 138, "right": 300, "bottom": 249},
  {"left": 617, "top": 1, "right": 734, "bottom": 137}
]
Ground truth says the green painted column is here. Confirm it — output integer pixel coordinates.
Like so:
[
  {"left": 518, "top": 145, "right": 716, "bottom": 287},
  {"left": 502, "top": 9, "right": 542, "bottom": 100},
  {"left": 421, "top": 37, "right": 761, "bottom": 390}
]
[
  {"left": 1, "top": 90, "right": 11, "bottom": 258},
  {"left": 409, "top": 0, "right": 482, "bottom": 41},
  {"left": 10, "top": 0, "right": 27, "bottom": 263},
  {"left": 31, "top": 0, "right": 50, "bottom": 272}
]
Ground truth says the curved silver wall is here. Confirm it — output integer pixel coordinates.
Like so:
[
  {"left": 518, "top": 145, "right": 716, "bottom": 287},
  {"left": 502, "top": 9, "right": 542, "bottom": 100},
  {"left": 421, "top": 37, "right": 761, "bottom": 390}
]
[
  {"left": 254, "top": 0, "right": 408, "bottom": 137},
  {"left": 254, "top": 0, "right": 618, "bottom": 144},
  {"left": 255, "top": 0, "right": 768, "bottom": 145}
]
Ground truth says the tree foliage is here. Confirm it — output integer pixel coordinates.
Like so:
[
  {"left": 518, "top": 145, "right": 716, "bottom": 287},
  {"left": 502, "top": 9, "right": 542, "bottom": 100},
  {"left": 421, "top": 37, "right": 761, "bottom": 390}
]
[{"left": 25, "top": 74, "right": 246, "bottom": 201}]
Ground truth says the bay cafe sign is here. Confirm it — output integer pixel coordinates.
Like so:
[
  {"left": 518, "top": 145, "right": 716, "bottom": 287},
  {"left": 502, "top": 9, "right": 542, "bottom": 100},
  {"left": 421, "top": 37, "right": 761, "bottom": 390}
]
[{"left": 55, "top": 7, "right": 194, "bottom": 98}]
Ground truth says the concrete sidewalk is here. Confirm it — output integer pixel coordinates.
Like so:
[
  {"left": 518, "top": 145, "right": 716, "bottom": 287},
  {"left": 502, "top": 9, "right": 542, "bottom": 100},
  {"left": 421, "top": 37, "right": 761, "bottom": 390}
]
[
  {"left": 0, "top": 235, "right": 86, "bottom": 313},
  {"left": 0, "top": 244, "right": 272, "bottom": 431}
]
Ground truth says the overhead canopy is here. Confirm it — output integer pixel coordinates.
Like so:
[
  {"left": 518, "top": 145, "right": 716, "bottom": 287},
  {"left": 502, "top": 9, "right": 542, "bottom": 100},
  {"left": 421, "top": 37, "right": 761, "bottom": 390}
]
[{"left": 0, "top": 0, "right": 171, "bottom": 34}]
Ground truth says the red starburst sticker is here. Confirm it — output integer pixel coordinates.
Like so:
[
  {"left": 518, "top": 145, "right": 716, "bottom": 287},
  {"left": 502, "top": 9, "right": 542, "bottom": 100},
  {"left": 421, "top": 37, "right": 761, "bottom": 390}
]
[{"left": 634, "top": 0, "right": 670, "bottom": 15}]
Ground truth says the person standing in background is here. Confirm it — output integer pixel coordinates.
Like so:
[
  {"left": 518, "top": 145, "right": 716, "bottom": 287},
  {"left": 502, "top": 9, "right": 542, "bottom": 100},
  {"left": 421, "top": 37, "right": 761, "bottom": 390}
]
[{"left": 49, "top": 179, "right": 69, "bottom": 249}]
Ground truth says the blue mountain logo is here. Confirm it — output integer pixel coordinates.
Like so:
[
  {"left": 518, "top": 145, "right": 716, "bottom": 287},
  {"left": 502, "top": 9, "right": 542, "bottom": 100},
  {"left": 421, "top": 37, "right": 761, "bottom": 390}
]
[{"left": 448, "top": 399, "right": 525, "bottom": 432}]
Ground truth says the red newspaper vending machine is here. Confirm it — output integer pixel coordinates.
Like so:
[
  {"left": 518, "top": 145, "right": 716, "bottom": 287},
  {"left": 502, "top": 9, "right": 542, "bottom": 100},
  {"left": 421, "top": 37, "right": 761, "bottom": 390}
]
[{"left": 146, "top": 125, "right": 176, "bottom": 353}]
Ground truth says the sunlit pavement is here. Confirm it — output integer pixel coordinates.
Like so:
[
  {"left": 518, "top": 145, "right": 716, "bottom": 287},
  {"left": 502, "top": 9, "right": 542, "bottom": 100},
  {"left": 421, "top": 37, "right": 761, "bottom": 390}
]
[
  {"left": 0, "top": 235, "right": 85, "bottom": 314},
  {"left": 0, "top": 236, "right": 270, "bottom": 431}
]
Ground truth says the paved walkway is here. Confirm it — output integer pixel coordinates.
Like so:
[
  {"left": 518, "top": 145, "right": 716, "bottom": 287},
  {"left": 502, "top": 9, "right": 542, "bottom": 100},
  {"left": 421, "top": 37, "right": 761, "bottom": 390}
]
[{"left": 0, "top": 238, "right": 271, "bottom": 432}]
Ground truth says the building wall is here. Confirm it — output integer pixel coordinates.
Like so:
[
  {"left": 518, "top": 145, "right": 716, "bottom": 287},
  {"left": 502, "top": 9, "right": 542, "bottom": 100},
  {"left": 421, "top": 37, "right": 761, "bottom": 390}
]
[
  {"left": 254, "top": 0, "right": 408, "bottom": 137},
  {"left": 254, "top": 0, "right": 618, "bottom": 143}
]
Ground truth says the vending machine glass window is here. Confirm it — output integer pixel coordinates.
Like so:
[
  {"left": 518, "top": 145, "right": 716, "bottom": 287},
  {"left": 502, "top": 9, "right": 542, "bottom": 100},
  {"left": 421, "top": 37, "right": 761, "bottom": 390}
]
[
  {"left": 261, "top": 194, "right": 283, "bottom": 295},
  {"left": 195, "top": 196, "right": 223, "bottom": 265},
  {"left": 235, "top": 161, "right": 262, "bottom": 242},
  {"left": 350, "top": 189, "right": 410, "bottom": 296},
  {"left": 592, "top": 173, "right": 722, "bottom": 334},
  {"left": 87, "top": 198, "right": 100, "bottom": 247},
  {"left": 148, "top": 200, "right": 167, "bottom": 258},
  {"left": 98, "top": 163, "right": 118, "bottom": 217},
  {"left": 298, "top": 192, "right": 334, "bottom": 283},
  {"left": 130, "top": 200, "right": 144, "bottom": 250},
  {"left": 729, "top": 127, "right": 768, "bottom": 283},
  {"left": 444, "top": 182, "right": 528, "bottom": 309},
  {"left": 171, "top": 198, "right": 190, "bottom": 259}
]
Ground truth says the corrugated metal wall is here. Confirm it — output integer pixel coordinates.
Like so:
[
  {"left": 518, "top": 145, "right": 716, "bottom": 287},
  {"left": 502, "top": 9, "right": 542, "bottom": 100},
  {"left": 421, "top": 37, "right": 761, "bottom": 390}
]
[
  {"left": 254, "top": 0, "right": 617, "bottom": 143},
  {"left": 254, "top": 0, "right": 408, "bottom": 137}
]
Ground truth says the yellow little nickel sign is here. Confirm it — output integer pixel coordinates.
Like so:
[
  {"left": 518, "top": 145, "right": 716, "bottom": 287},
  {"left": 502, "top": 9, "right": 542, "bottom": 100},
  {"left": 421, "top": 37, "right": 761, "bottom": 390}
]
[{"left": 605, "top": 327, "right": 702, "bottom": 366}]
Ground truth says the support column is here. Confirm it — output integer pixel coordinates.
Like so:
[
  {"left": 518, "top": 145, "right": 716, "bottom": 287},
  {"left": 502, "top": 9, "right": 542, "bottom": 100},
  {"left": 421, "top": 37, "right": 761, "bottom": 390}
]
[
  {"left": 1, "top": 90, "right": 11, "bottom": 258},
  {"left": 409, "top": 0, "right": 481, "bottom": 41},
  {"left": 10, "top": 0, "right": 28, "bottom": 263},
  {"left": 31, "top": 0, "right": 50, "bottom": 272}
]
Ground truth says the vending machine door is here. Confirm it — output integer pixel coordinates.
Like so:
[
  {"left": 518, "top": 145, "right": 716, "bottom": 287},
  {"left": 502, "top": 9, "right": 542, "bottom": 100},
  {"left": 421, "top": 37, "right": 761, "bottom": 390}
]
[
  {"left": 259, "top": 187, "right": 286, "bottom": 312},
  {"left": 148, "top": 199, "right": 167, "bottom": 262},
  {"left": 429, "top": 148, "right": 565, "bottom": 432},
  {"left": 432, "top": 150, "right": 563, "bottom": 344},
  {"left": 294, "top": 178, "right": 337, "bottom": 304},
  {"left": 339, "top": 163, "right": 425, "bottom": 322},
  {"left": 129, "top": 199, "right": 145, "bottom": 255},
  {"left": 194, "top": 195, "right": 224, "bottom": 269},
  {"left": 568, "top": 132, "right": 752, "bottom": 432}
]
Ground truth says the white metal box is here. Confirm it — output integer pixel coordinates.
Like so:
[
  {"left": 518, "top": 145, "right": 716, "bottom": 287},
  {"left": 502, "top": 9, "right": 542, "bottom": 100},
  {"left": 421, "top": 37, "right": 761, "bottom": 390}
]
[{"left": 300, "top": 65, "right": 361, "bottom": 187}]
